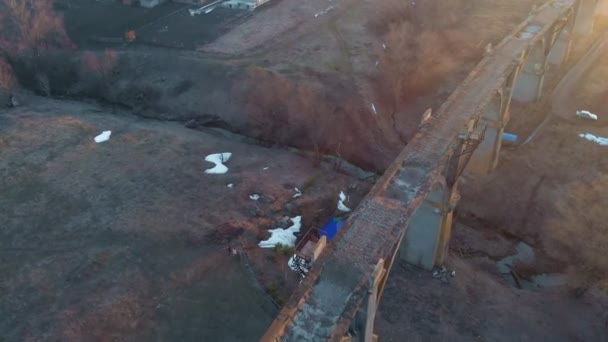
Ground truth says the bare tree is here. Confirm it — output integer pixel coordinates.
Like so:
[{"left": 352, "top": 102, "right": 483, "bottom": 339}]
[
  {"left": 243, "top": 67, "right": 338, "bottom": 163},
  {"left": 370, "top": 0, "right": 474, "bottom": 138},
  {"left": 0, "top": 0, "right": 73, "bottom": 54},
  {"left": 0, "top": 57, "right": 17, "bottom": 90},
  {"left": 79, "top": 49, "right": 118, "bottom": 97}
]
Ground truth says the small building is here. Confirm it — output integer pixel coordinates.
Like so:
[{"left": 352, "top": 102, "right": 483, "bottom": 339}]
[
  {"left": 139, "top": 0, "right": 169, "bottom": 8},
  {"left": 173, "top": 0, "right": 207, "bottom": 4},
  {"left": 221, "top": 0, "right": 271, "bottom": 10}
]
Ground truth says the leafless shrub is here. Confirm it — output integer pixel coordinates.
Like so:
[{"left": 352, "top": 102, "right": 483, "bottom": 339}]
[
  {"left": 544, "top": 177, "right": 608, "bottom": 275},
  {"left": 0, "top": 0, "right": 73, "bottom": 54},
  {"left": 378, "top": 22, "right": 462, "bottom": 108},
  {"left": 0, "top": 57, "right": 17, "bottom": 90},
  {"left": 368, "top": 0, "right": 471, "bottom": 35},
  {"left": 0, "top": 0, "right": 74, "bottom": 95},
  {"left": 369, "top": 0, "right": 475, "bottom": 130},
  {"left": 366, "top": 0, "right": 410, "bottom": 35},
  {"left": 243, "top": 67, "right": 336, "bottom": 162},
  {"left": 78, "top": 49, "right": 119, "bottom": 99}
]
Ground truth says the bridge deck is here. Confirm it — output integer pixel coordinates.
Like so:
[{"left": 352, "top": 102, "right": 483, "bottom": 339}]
[{"left": 264, "top": 1, "right": 575, "bottom": 340}]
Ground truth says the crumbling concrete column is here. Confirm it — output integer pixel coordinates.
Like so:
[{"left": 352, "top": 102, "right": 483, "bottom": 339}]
[
  {"left": 574, "top": 0, "right": 598, "bottom": 36},
  {"left": 399, "top": 180, "right": 456, "bottom": 270},
  {"left": 467, "top": 91, "right": 508, "bottom": 174},
  {"left": 548, "top": 28, "right": 573, "bottom": 66},
  {"left": 512, "top": 43, "right": 546, "bottom": 102}
]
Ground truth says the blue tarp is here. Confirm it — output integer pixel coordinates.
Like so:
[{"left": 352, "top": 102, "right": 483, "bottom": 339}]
[{"left": 319, "top": 217, "right": 344, "bottom": 241}]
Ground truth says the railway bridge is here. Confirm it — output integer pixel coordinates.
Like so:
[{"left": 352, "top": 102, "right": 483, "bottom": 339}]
[{"left": 261, "top": 0, "right": 601, "bottom": 341}]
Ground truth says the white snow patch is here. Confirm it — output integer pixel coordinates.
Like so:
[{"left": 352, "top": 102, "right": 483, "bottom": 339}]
[
  {"left": 337, "top": 191, "right": 351, "bottom": 212},
  {"left": 204, "top": 153, "right": 232, "bottom": 174},
  {"left": 227, "top": 183, "right": 234, "bottom": 188},
  {"left": 576, "top": 110, "right": 598, "bottom": 121},
  {"left": 94, "top": 131, "right": 112, "bottom": 143},
  {"left": 259, "top": 216, "right": 302, "bottom": 248},
  {"left": 263, "top": 167, "right": 270, "bottom": 171},
  {"left": 249, "top": 194, "right": 261, "bottom": 201},
  {"left": 371, "top": 103, "right": 377, "bottom": 115},
  {"left": 293, "top": 187, "right": 302, "bottom": 198},
  {"left": 579, "top": 133, "right": 608, "bottom": 146},
  {"left": 314, "top": 5, "right": 336, "bottom": 17}
]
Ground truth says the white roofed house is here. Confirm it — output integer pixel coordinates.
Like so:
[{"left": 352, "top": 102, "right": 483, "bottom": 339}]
[
  {"left": 221, "top": 0, "right": 271, "bottom": 10},
  {"left": 139, "top": 0, "right": 169, "bottom": 8}
]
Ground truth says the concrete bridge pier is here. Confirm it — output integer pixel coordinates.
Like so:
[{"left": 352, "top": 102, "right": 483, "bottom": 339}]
[
  {"left": 574, "top": 0, "right": 599, "bottom": 36},
  {"left": 548, "top": 29, "right": 573, "bottom": 65},
  {"left": 398, "top": 179, "right": 459, "bottom": 270},
  {"left": 512, "top": 41, "right": 546, "bottom": 102},
  {"left": 467, "top": 89, "right": 511, "bottom": 174}
]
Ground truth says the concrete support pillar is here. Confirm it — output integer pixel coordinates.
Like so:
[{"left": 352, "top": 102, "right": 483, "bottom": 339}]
[
  {"left": 599, "top": 0, "right": 608, "bottom": 17},
  {"left": 512, "top": 43, "right": 546, "bottom": 102},
  {"left": 548, "top": 29, "right": 572, "bottom": 66},
  {"left": 467, "top": 92, "right": 507, "bottom": 174},
  {"left": 347, "top": 261, "right": 385, "bottom": 342},
  {"left": 399, "top": 181, "right": 456, "bottom": 270},
  {"left": 574, "top": 0, "right": 597, "bottom": 36}
]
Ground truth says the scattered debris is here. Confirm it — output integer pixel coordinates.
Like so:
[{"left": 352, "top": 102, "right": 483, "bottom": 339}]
[
  {"left": 503, "top": 132, "right": 519, "bottom": 143},
  {"left": 484, "top": 43, "right": 493, "bottom": 55},
  {"left": 227, "top": 246, "right": 238, "bottom": 256},
  {"left": 578, "top": 133, "right": 608, "bottom": 146},
  {"left": 432, "top": 266, "right": 455, "bottom": 283},
  {"left": 337, "top": 191, "right": 351, "bottom": 212},
  {"left": 420, "top": 108, "right": 432, "bottom": 125},
  {"left": 227, "top": 183, "right": 234, "bottom": 188},
  {"left": 249, "top": 194, "right": 261, "bottom": 201},
  {"left": 94, "top": 130, "right": 112, "bottom": 143},
  {"left": 204, "top": 152, "right": 232, "bottom": 174},
  {"left": 288, "top": 254, "right": 310, "bottom": 282},
  {"left": 319, "top": 216, "right": 345, "bottom": 240},
  {"left": 7, "top": 94, "right": 19, "bottom": 108},
  {"left": 576, "top": 110, "right": 598, "bottom": 121},
  {"left": 258, "top": 216, "right": 302, "bottom": 248},
  {"left": 510, "top": 269, "right": 523, "bottom": 289},
  {"left": 247, "top": 205, "right": 263, "bottom": 217},
  {"left": 263, "top": 167, "right": 270, "bottom": 171},
  {"left": 371, "top": 103, "right": 377, "bottom": 115},
  {"left": 382, "top": 43, "right": 387, "bottom": 50},
  {"left": 293, "top": 187, "right": 302, "bottom": 198}
]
